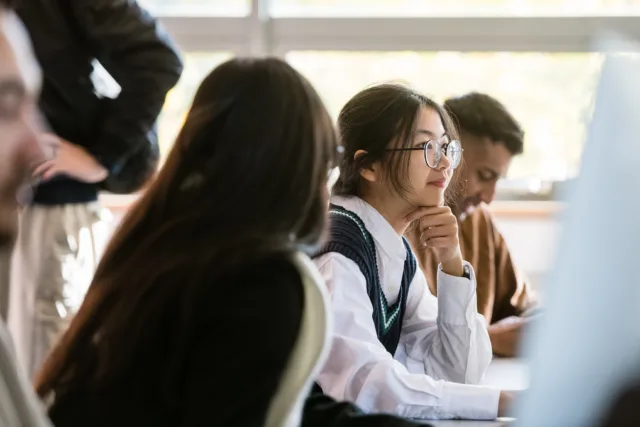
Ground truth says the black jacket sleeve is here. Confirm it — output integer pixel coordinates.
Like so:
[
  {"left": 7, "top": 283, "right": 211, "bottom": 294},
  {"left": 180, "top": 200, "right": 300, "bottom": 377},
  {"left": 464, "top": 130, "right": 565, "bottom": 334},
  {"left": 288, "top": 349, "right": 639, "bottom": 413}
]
[
  {"left": 302, "top": 384, "right": 431, "bottom": 427},
  {"left": 181, "top": 258, "right": 305, "bottom": 426},
  {"left": 67, "top": 0, "right": 183, "bottom": 172}
]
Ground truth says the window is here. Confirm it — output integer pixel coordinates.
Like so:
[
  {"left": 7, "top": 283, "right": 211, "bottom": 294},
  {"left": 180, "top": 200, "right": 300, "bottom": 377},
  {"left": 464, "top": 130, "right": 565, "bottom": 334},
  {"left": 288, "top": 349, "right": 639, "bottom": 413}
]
[
  {"left": 138, "top": 0, "right": 249, "bottom": 16},
  {"left": 271, "top": 0, "right": 640, "bottom": 17},
  {"left": 157, "top": 52, "right": 233, "bottom": 157},
  {"left": 288, "top": 51, "right": 601, "bottom": 180},
  {"left": 139, "top": 0, "right": 640, "bottom": 189}
]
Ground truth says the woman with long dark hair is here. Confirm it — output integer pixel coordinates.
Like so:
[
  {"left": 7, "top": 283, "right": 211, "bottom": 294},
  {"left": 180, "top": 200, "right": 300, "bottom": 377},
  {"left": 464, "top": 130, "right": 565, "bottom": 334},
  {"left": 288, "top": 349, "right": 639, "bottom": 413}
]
[{"left": 34, "top": 57, "right": 340, "bottom": 427}]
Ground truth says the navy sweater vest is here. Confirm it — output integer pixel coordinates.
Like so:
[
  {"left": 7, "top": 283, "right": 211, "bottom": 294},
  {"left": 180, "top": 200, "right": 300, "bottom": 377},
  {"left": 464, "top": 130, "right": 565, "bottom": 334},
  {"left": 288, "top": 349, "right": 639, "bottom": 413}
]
[{"left": 314, "top": 204, "right": 417, "bottom": 356}]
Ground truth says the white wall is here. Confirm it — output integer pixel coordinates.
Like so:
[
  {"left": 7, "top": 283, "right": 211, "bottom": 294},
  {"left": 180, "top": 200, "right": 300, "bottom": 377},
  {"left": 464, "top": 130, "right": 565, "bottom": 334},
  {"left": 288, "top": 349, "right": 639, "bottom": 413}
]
[{"left": 492, "top": 212, "right": 561, "bottom": 291}]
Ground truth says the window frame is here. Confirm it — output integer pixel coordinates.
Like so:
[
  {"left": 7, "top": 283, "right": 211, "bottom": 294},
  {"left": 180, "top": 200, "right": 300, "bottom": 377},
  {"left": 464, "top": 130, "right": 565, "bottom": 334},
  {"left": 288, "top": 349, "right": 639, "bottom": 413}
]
[
  {"left": 158, "top": 5, "right": 640, "bottom": 54},
  {"left": 140, "top": 1, "right": 640, "bottom": 202}
]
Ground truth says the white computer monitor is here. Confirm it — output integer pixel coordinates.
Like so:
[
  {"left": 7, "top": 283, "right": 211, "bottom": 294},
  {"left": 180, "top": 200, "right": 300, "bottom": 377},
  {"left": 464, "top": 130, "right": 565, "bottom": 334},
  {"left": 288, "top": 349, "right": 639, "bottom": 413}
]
[{"left": 515, "top": 33, "right": 640, "bottom": 427}]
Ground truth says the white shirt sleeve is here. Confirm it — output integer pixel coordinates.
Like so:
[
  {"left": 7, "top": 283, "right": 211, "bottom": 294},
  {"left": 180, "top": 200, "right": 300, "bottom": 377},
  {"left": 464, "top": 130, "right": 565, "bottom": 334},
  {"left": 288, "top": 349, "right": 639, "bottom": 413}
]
[
  {"left": 314, "top": 253, "right": 500, "bottom": 420},
  {"left": 397, "top": 262, "right": 493, "bottom": 386}
]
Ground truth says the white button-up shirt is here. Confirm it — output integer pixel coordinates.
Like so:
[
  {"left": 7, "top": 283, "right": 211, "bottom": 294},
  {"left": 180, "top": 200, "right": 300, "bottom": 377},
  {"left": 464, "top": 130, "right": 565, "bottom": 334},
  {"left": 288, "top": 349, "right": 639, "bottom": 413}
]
[{"left": 315, "top": 195, "right": 500, "bottom": 420}]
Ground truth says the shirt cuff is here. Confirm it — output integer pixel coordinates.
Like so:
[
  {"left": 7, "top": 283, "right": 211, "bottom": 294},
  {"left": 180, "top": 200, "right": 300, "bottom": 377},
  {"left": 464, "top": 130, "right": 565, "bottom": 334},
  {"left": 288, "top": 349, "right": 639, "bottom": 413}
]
[
  {"left": 441, "top": 381, "right": 500, "bottom": 420},
  {"left": 436, "top": 261, "right": 477, "bottom": 325}
]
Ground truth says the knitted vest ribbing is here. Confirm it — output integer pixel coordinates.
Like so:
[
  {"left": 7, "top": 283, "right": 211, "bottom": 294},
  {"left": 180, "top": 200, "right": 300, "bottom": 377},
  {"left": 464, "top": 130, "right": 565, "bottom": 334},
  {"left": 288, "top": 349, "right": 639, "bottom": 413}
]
[{"left": 314, "top": 204, "right": 417, "bottom": 356}]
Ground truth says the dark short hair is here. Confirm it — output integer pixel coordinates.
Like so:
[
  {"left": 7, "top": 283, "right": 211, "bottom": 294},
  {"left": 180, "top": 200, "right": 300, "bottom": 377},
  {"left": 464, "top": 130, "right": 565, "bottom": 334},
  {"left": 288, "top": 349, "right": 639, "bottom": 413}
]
[
  {"left": 334, "top": 83, "right": 460, "bottom": 201},
  {"left": 444, "top": 92, "right": 524, "bottom": 155}
]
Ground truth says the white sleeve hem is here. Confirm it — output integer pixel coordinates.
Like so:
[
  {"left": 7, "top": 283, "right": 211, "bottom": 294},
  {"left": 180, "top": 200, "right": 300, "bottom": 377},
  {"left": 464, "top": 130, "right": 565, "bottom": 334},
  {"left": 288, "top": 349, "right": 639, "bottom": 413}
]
[
  {"left": 436, "top": 261, "right": 477, "bottom": 325},
  {"left": 441, "top": 382, "right": 500, "bottom": 420}
]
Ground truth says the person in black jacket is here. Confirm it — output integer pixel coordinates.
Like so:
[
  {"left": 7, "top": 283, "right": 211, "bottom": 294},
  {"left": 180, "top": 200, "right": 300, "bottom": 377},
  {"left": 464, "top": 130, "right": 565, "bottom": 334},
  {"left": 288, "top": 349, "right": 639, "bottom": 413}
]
[
  {"left": 5, "top": 0, "right": 183, "bottom": 378},
  {"left": 33, "top": 57, "right": 340, "bottom": 427}
]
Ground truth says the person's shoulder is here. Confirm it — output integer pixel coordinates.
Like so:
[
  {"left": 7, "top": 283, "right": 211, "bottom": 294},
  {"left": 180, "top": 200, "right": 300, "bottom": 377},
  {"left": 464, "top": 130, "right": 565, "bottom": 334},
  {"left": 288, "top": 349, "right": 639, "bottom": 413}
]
[
  {"left": 198, "top": 252, "right": 305, "bottom": 331},
  {"left": 237, "top": 252, "right": 302, "bottom": 286},
  {"left": 470, "top": 203, "right": 494, "bottom": 221},
  {"left": 461, "top": 203, "right": 497, "bottom": 235},
  {"left": 231, "top": 252, "right": 304, "bottom": 310}
]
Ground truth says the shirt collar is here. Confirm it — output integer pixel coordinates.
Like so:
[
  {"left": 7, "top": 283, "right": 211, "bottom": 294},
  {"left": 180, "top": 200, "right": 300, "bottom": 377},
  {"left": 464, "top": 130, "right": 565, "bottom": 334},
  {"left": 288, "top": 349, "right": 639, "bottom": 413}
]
[{"left": 330, "top": 195, "right": 406, "bottom": 261}]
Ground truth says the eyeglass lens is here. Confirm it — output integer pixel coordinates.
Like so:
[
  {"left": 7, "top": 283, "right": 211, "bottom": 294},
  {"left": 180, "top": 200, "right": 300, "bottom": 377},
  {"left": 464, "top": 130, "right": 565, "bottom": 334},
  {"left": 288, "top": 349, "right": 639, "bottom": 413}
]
[{"left": 424, "top": 138, "right": 462, "bottom": 169}]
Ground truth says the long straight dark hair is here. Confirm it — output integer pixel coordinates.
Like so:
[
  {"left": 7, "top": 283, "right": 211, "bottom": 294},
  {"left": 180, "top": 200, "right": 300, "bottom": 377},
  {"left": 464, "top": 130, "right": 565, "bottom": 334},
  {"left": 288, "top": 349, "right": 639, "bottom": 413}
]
[{"left": 34, "top": 57, "right": 339, "bottom": 401}]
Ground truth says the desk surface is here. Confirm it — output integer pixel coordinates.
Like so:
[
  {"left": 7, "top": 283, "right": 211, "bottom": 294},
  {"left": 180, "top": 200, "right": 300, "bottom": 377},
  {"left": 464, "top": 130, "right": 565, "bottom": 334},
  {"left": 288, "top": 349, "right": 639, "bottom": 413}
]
[
  {"left": 426, "top": 358, "right": 528, "bottom": 427},
  {"left": 480, "top": 357, "right": 528, "bottom": 390}
]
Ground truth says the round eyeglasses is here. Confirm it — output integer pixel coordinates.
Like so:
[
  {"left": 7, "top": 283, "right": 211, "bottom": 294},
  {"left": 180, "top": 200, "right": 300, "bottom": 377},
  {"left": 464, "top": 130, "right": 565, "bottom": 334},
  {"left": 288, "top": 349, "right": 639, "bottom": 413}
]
[{"left": 385, "top": 137, "right": 463, "bottom": 169}]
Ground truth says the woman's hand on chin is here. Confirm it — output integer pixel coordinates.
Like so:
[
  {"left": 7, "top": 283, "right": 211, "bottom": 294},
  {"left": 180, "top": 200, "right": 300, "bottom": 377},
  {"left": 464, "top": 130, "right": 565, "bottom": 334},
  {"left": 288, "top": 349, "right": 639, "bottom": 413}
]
[{"left": 406, "top": 205, "right": 465, "bottom": 277}]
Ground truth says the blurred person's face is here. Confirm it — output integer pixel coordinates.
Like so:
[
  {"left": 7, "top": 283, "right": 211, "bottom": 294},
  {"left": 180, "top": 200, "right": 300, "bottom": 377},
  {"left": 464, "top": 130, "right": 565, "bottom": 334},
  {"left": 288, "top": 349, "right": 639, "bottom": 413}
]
[
  {"left": 0, "top": 10, "right": 43, "bottom": 248},
  {"left": 458, "top": 130, "right": 513, "bottom": 218}
]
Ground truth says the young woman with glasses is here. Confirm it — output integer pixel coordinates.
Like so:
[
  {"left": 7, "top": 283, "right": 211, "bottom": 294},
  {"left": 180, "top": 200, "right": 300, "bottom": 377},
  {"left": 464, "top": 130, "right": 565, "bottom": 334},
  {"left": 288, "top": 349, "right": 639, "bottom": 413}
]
[{"left": 312, "top": 83, "right": 514, "bottom": 421}]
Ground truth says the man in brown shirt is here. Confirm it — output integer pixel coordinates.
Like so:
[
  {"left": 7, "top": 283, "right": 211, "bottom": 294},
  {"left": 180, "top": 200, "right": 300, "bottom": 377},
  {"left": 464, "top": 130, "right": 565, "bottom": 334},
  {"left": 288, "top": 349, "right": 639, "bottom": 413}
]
[{"left": 407, "top": 92, "right": 539, "bottom": 357}]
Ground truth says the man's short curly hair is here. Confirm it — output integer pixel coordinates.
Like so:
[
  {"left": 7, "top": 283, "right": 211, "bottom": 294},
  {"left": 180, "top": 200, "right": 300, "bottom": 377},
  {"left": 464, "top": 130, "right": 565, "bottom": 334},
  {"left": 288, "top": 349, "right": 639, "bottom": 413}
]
[{"left": 444, "top": 92, "right": 524, "bottom": 155}]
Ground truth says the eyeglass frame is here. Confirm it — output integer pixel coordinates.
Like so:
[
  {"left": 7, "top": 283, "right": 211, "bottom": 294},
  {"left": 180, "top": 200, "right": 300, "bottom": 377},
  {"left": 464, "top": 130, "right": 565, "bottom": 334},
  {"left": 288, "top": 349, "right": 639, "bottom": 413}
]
[{"left": 383, "top": 137, "right": 463, "bottom": 169}]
